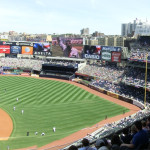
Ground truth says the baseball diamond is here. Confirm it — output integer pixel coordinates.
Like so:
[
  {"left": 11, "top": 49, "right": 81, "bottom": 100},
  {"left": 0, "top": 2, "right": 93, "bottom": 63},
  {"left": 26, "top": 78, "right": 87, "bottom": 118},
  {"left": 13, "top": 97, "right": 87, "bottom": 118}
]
[{"left": 0, "top": 75, "right": 132, "bottom": 150}]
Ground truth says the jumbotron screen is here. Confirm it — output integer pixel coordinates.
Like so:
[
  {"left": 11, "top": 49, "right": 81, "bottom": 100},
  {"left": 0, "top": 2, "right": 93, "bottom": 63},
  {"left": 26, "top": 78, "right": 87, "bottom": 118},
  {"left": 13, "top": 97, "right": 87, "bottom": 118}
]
[
  {"left": 83, "top": 45, "right": 101, "bottom": 54},
  {"left": 52, "top": 37, "right": 83, "bottom": 58}
]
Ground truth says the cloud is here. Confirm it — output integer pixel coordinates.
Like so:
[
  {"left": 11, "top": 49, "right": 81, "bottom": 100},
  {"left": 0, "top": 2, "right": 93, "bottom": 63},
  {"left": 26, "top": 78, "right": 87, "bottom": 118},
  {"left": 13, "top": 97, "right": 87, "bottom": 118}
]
[
  {"left": 34, "top": 0, "right": 46, "bottom": 7},
  {"left": 90, "top": 0, "right": 96, "bottom": 9}
]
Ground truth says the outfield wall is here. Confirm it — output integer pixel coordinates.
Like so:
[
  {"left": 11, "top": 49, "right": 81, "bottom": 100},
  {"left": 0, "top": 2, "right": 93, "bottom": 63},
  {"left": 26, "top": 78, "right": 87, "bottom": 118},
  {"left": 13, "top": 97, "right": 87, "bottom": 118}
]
[{"left": 76, "top": 80, "right": 145, "bottom": 110}]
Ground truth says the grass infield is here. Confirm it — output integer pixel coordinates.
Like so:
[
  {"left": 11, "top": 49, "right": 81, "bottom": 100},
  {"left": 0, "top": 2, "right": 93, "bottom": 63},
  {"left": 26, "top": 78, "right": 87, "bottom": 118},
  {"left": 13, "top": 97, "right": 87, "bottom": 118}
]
[{"left": 0, "top": 76, "right": 129, "bottom": 149}]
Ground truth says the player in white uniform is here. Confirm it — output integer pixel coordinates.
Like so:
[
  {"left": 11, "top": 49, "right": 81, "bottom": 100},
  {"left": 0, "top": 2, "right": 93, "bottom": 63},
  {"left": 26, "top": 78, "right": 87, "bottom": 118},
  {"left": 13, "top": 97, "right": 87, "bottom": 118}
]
[
  {"left": 21, "top": 109, "right": 24, "bottom": 115},
  {"left": 53, "top": 127, "right": 56, "bottom": 132}
]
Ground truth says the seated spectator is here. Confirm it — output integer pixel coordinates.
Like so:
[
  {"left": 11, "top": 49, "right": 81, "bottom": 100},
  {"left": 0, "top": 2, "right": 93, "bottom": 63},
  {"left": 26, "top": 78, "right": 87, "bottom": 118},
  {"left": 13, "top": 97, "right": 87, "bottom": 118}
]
[
  {"left": 98, "top": 146, "right": 109, "bottom": 150},
  {"left": 79, "top": 138, "right": 96, "bottom": 150},
  {"left": 146, "top": 116, "right": 150, "bottom": 128},
  {"left": 130, "top": 125, "right": 137, "bottom": 138},
  {"left": 111, "top": 134, "right": 122, "bottom": 150},
  {"left": 120, "top": 128, "right": 132, "bottom": 144},
  {"left": 95, "top": 139, "right": 109, "bottom": 150},
  {"left": 120, "top": 121, "right": 149, "bottom": 150},
  {"left": 141, "top": 120, "right": 149, "bottom": 133},
  {"left": 111, "top": 144, "right": 120, "bottom": 150},
  {"left": 111, "top": 134, "right": 122, "bottom": 146},
  {"left": 68, "top": 145, "right": 78, "bottom": 150}
]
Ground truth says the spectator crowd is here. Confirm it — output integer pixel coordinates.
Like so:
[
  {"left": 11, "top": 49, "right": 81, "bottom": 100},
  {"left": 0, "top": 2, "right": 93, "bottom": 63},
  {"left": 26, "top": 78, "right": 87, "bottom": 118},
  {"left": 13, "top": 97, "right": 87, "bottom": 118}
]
[
  {"left": 77, "top": 64, "right": 125, "bottom": 83},
  {"left": 0, "top": 58, "right": 44, "bottom": 71},
  {"left": 46, "top": 60, "right": 78, "bottom": 68},
  {"left": 66, "top": 110, "right": 150, "bottom": 150},
  {"left": 77, "top": 63, "right": 150, "bottom": 104}
]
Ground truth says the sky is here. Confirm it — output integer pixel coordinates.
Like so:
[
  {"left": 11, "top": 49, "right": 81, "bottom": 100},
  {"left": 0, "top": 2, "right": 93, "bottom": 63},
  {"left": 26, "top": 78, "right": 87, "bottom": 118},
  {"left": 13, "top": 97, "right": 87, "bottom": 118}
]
[{"left": 0, "top": 0, "right": 150, "bottom": 35}]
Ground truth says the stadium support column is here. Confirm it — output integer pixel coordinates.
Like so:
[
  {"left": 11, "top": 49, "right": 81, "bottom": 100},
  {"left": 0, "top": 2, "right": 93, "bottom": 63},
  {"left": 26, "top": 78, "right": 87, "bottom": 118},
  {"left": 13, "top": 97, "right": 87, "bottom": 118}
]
[{"left": 144, "top": 53, "right": 148, "bottom": 108}]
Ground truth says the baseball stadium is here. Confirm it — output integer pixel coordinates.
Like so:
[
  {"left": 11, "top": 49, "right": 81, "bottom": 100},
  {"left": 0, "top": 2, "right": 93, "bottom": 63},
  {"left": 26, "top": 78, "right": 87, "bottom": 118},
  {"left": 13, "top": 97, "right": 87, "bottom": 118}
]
[{"left": 0, "top": 36, "right": 150, "bottom": 150}]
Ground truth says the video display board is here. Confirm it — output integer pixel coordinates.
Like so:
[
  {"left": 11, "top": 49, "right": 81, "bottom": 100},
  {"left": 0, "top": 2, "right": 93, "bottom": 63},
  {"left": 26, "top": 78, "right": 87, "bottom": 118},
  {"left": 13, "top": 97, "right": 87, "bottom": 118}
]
[
  {"left": 82, "top": 45, "right": 101, "bottom": 60},
  {"left": 33, "top": 43, "right": 52, "bottom": 56},
  {"left": 0, "top": 41, "right": 52, "bottom": 56},
  {"left": 101, "top": 46, "right": 122, "bottom": 52},
  {"left": 10, "top": 46, "right": 21, "bottom": 54},
  {"left": 0, "top": 45, "right": 10, "bottom": 54},
  {"left": 101, "top": 46, "right": 122, "bottom": 61},
  {"left": 111, "top": 52, "right": 121, "bottom": 62},
  {"left": 22, "top": 46, "right": 33, "bottom": 55},
  {"left": 52, "top": 37, "right": 83, "bottom": 58},
  {"left": 101, "top": 51, "right": 111, "bottom": 61}
]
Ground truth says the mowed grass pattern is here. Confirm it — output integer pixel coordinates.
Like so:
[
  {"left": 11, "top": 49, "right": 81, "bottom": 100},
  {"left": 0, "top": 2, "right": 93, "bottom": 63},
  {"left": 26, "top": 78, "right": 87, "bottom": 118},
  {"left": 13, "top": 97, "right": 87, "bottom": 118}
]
[{"left": 0, "top": 76, "right": 129, "bottom": 149}]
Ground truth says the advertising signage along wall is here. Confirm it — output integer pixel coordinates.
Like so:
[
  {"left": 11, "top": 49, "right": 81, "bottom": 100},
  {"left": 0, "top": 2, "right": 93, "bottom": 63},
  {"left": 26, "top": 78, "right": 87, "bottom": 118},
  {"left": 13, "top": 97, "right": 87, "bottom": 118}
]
[
  {"left": 10, "top": 46, "right": 21, "bottom": 54},
  {"left": 111, "top": 52, "right": 121, "bottom": 62},
  {"left": 0, "top": 45, "right": 10, "bottom": 54},
  {"left": 82, "top": 54, "right": 101, "bottom": 60},
  {"left": 22, "top": 46, "right": 33, "bottom": 55},
  {"left": 101, "top": 46, "right": 122, "bottom": 52},
  {"left": 101, "top": 51, "right": 111, "bottom": 61},
  {"left": 0, "top": 41, "right": 33, "bottom": 46},
  {"left": 0, "top": 41, "right": 16, "bottom": 46},
  {"left": 0, "top": 41, "right": 52, "bottom": 56},
  {"left": 33, "top": 43, "right": 52, "bottom": 56},
  {"left": 16, "top": 42, "right": 33, "bottom": 46}
]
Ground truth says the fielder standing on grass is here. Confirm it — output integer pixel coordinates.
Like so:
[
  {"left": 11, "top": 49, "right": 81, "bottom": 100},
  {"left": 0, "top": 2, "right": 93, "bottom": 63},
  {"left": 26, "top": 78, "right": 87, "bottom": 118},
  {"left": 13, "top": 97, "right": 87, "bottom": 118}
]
[
  {"left": 53, "top": 127, "right": 56, "bottom": 132},
  {"left": 21, "top": 109, "right": 24, "bottom": 115}
]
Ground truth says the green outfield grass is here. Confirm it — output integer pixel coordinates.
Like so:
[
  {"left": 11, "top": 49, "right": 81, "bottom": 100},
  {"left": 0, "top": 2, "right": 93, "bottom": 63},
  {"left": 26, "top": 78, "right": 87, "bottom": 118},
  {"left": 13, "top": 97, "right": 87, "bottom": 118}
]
[{"left": 0, "top": 76, "right": 129, "bottom": 149}]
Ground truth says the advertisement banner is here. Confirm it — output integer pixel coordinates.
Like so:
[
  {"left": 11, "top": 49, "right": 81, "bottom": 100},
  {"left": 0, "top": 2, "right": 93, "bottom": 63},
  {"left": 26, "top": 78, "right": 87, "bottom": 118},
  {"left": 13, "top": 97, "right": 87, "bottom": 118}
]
[
  {"left": 10, "top": 46, "right": 21, "bottom": 54},
  {"left": 0, "top": 41, "right": 16, "bottom": 46},
  {"left": 101, "top": 46, "right": 122, "bottom": 52},
  {"left": 0, "top": 45, "right": 10, "bottom": 54},
  {"left": 16, "top": 42, "right": 33, "bottom": 46},
  {"left": 101, "top": 51, "right": 111, "bottom": 61},
  {"left": 133, "top": 100, "right": 145, "bottom": 109},
  {"left": 111, "top": 52, "right": 121, "bottom": 62},
  {"left": 33, "top": 43, "right": 52, "bottom": 56},
  {"left": 99, "top": 88, "right": 104, "bottom": 93},
  {"left": 22, "top": 46, "right": 33, "bottom": 55},
  {"left": 119, "top": 95, "right": 133, "bottom": 104},
  {"left": 82, "top": 54, "right": 101, "bottom": 60},
  {"left": 107, "top": 91, "right": 119, "bottom": 99}
]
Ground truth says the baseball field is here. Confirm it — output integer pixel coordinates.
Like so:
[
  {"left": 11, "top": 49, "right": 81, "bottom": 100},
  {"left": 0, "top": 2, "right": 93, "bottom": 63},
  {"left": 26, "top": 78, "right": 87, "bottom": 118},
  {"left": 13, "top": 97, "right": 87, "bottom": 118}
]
[{"left": 0, "top": 76, "right": 129, "bottom": 149}]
